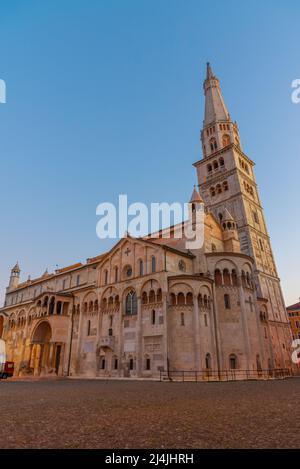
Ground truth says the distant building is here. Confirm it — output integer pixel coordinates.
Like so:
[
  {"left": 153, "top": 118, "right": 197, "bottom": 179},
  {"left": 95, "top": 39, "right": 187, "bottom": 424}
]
[
  {"left": 0, "top": 64, "right": 292, "bottom": 379},
  {"left": 287, "top": 301, "right": 300, "bottom": 340}
]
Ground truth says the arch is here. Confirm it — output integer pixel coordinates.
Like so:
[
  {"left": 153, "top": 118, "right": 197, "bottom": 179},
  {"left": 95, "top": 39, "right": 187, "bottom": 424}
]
[
  {"left": 219, "top": 157, "right": 225, "bottom": 167},
  {"left": 223, "top": 269, "right": 231, "bottom": 286},
  {"left": 186, "top": 292, "right": 193, "bottom": 305},
  {"left": 138, "top": 259, "right": 144, "bottom": 276},
  {"left": 125, "top": 290, "right": 137, "bottom": 315},
  {"left": 216, "top": 184, "right": 222, "bottom": 194},
  {"left": 177, "top": 292, "right": 185, "bottom": 306},
  {"left": 32, "top": 321, "right": 52, "bottom": 344},
  {"left": 170, "top": 293, "right": 176, "bottom": 306},
  {"left": 49, "top": 297, "right": 55, "bottom": 315},
  {"left": 210, "top": 187, "right": 216, "bottom": 197},
  {"left": 149, "top": 290, "right": 156, "bottom": 303},
  {"left": 214, "top": 269, "right": 222, "bottom": 286},
  {"left": 151, "top": 255, "right": 156, "bottom": 273},
  {"left": 210, "top": 137, "right": 218, "bottom": 152},
  {"left": 142, "top": 291, "right": 148, "bottom": 304}
]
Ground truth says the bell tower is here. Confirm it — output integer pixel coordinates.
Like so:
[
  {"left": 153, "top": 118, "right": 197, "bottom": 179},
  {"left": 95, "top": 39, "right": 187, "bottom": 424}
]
[
  {"left": 194, "top": 63, "right": 291, "bottom": 367},
  {"left": 8, "top": 262, "right": 20, "bottom": 291}
]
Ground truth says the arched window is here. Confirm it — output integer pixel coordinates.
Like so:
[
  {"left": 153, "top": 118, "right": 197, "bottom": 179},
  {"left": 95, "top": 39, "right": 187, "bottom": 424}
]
[
  {"left": 157, "top": 288, "right": 162, "bottom": 302},
  {"left": 224, "top": 294, "right": 231, "bottom": 309},
  {"left": 210, "top": 137, "right": 217, "bottom": 152},
  {"left": 149, "top": 290, "right": 155, "bottom": 303},
  {"left": 205, "top": 353, "right": 212, "bottom": 370},
  {"left": 142, "top": 291, "right": 148, "bottom": 304},
  {"left": 151, "top": 310, "right": 156, "bottom": 325},
  {"left": 114, "top": 266, "right": 118, "bottom": 283},
  {"left": 229, "top": 354, "right": 238, "bottom": 370},
  {"left": 210, "top": 187, "right": 216, "bottom": 197},
  {"left": 222, "top": 134, "right": 230, "bottom": 147},
  {"left": 214, "top": 269, "right": 222, "bottom": 286},
  {"left": 104, "top": 270, "right": 108, "bottom": 285},
  {"left": 49, "top": 297, "right": 55, "bottom": 315},
  {"left": 87, "top": 320, "right": 91, "bottom": 336},
  {"left": 186, "top": 292, "right": 193, "bottom": 305},
  {"left": 170, "top": 293, "right": 176, "bottom": 306},
  {"left": 219, "top": 157, "right": 225, "bottom": 167},
  {"left": 223, "top": 269, "right": 231, "bottom": 286},
  {"left": 177, "top": 292, "right": 185, "bottom": 305},
  {"left": 223, "top": 181, "right": 229, "bottom": 191},
  {"left": 216, "top": 184, "right": 222, "bottom": 194},
  {"left": 151, "top": 256, "right": 156, "bottom": 273},
  {"left": 232, "top": 270, "right": 238, "bottom": 286},
  {"left": 180, "top": 312, "right": 185, "bottom": 326},
  {"left": 213, "top": 160, "right": 219, "bottom": 170},
  {"left": 139, "top": 259, "right": 143, "bottom": 276},
  {"left": 207, "top": 164, "right": 212, "bottom": 173},
  {"left": 125, "top": 291, "right": 137, "bottom": 315}
]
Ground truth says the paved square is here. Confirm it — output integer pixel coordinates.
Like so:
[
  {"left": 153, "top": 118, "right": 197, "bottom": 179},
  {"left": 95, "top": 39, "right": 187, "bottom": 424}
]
[{"left": 0, "top": 378, "right": 299, "bottom": 448}]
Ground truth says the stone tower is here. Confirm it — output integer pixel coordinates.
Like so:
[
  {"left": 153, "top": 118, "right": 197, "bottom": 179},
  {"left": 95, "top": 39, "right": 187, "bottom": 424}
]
[
  {"left": 8, "top": 262, "right": 20, "bottom": 291},
  {"left": 194, "top": 63, "right": 291, "bottom": 367}
]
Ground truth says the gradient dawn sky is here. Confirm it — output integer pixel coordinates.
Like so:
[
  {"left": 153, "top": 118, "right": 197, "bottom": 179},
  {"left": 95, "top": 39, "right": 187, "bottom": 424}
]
[{"left": 0, "top": 0, "right": 299, "bottom": 306}]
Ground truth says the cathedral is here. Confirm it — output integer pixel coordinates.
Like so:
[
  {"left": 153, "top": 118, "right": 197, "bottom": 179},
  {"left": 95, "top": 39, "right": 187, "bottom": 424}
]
[{"left": 0, "top": 64, "right": 292, "bottom": 379}]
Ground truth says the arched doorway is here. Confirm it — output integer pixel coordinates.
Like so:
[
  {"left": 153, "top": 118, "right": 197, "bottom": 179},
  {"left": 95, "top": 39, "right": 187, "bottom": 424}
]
[{"left": 30, "top": 321, "right": 59, "bottom": 376}]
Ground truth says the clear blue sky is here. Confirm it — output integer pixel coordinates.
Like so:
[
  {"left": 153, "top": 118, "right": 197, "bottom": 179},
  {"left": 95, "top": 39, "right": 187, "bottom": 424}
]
[{"left": 0, "top": 0, "right": 299, "bottom": 305}]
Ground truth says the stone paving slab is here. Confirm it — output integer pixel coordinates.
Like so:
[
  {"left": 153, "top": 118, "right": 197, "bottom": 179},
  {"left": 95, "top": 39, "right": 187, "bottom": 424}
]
[{"left": 0, "top": 378, "right": 299, "bottom": 448}]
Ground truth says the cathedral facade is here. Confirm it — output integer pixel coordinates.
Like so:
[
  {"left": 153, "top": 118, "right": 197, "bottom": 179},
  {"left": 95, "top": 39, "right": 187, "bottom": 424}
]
[{"left": 0, "top": 65, "right": 292, "bottom": 379}]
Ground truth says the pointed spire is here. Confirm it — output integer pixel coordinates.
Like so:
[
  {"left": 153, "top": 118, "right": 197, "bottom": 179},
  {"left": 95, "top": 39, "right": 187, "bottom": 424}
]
[
  {"left": 11, "top": 261, "right": 20, "bottom": 273},
  {"left": 206, "top": 62, "right": 214, "bottom": 80},
  {"left": 190, "top": 185, "right": 204, "bottom": 204},
  {"left": 203, "top": 63, "right": 230, "bottom": 127}
]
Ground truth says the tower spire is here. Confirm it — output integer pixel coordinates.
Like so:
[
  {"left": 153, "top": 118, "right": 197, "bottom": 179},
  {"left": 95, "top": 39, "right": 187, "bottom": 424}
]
[{"left": 203, "top": 63, "right": 230, "bottom": 127}]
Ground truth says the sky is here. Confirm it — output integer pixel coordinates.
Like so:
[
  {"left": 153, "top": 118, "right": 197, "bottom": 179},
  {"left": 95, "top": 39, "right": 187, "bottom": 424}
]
[{"left": 0, "top": 0, "right": 299, "bottom": 306}]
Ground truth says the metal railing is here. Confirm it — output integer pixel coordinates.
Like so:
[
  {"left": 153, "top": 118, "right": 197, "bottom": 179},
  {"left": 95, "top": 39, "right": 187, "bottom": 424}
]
[{"left": 160, "top": 368, "right": 291, "bottom": 382}]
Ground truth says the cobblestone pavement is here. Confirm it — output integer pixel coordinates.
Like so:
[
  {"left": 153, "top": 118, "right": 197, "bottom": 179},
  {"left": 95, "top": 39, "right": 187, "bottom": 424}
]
[{"left": 0, "top": 378, "right": 299, "bottom": 448}]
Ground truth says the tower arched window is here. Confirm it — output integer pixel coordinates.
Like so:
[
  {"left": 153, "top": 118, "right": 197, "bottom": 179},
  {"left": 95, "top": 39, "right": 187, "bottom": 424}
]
[
  {"left": 210, "top": 187, "right": 216, "bottom": 197},
  {"left": 223, "top": 181, "right": 229, "bottom": 191},
  {"left": 216, "top": 184, "right": 222, "bottom": 194},
  {"left": 219, "top": 157, "right": 224, "bottom": 167},
  {"left": 210, "top": 137, "right": 217, "bottom": 152},
  {"left": 207, "top": 164, "right": 212, "bottom": 173}
]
